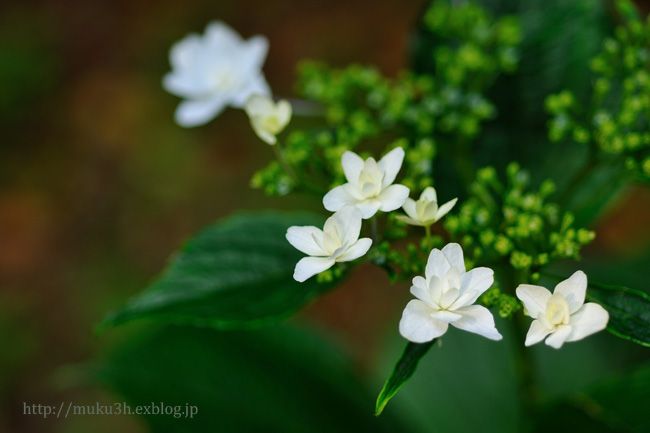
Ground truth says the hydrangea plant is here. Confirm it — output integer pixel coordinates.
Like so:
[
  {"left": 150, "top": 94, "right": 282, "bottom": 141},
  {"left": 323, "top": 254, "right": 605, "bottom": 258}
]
[{"left": 102, "top": 0, "right": 650, "bottom": 429}]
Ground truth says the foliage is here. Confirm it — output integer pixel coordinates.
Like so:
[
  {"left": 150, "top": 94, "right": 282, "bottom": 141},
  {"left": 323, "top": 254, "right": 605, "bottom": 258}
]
[
  {"left": 444, "top": 163, "right": 595, "bottom": 273},
  {"left": 546, "top": 2, "right": 650, "bottom": 180},
  {"left": 102, "top": 212, "right": 340, "bottom": 330},
  {"left": 99, "top": 0, "right": 650, "bottom": 431},
  {"left": 375, "top": 341, "right": 435, "bottom": 415},
  {"left": 587, "top": 281, "right": 650, "bottom": 347},
  {"left": 98, "top": 324, "right": 411, "bottom": 433}
]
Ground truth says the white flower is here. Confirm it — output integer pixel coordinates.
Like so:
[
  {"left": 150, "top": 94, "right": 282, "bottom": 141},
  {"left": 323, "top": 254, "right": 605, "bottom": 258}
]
[
  {"left": 245, "top": 95, "right": 292, "bottom": 144},
  {"left": 516, "top": 271, "right": 609, "bottom": 349},
  {"left": 163, "top": 21, "right": 270, "bottom": 127},
  {"left": 399, "top": 243, "right": 502, "bottom": 343},
  {"left": 396, "top": 187, "right": 457, "bottom": 227},
  {"left": 286, "top": 207, "right": 372, "bottom": 282},
  {"left": 323, "top": 148, "right": 410, "bottom": 219}
]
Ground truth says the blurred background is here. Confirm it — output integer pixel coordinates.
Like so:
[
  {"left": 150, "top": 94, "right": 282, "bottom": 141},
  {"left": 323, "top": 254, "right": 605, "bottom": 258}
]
[{"left": 0, "top": 0, "right": 649, "bottom": 432}]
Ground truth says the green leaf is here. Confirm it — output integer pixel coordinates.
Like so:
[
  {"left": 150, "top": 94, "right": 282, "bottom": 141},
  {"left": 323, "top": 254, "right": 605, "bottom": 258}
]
[
  {"left": 535, "top": 362, "right": 650, "bottom": 433},
  {"left": 376, "top": 326, "right": 522, "bottom": 433},
  {"left": 587, "top": 282, "right": 650, "bottom": 347},
  {"left": 576, "top": 362, "right": 650, "bottom": 433},
  {"left": 375, "top": 341, "right": 435, "bottom": 415},
  {"left": 100, "top": 211, "right": 338, "bottom": 330},
  {"left": 97, "top": 325, "right": 412, "bottom": 433}
]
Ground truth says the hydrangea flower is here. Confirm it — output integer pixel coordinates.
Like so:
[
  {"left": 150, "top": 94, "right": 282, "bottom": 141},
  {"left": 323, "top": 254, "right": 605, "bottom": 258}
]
[
  {"left": 286, "top": 207, "right": 372, "bottom": 282},
  {"left": 245, "top": 95, "right": 292, "bottom": 145},
  {"left": 516, "top": 271, "right": 609, "bottom": 349},
  {"left": 163, "top": 21, "right": 270, "bottom": 127},
  {"left": 397, "top": 187, "right": 457, "bottom": 227},
  {"left": 399, "top": 243, "right": 502, "bottom": 343},
  {"left": 323, "top": 148, "right": 410, "bottom": 219}
]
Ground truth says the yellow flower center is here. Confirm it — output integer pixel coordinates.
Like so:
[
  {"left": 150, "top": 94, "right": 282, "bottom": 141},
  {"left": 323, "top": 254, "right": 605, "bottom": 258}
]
[{"left": 545, "top": 293, "right": 570, "bottom": 328}]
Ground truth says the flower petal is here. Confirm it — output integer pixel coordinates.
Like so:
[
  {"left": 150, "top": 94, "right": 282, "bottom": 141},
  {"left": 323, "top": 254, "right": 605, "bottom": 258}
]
[
  {"left": 452, "top": 305, "right": 503, "bottom": 341},
  {"left": 244, "top": 94, "right": 274, "bottom": 117},
  {"left": 175, "top": 97, "right": 227, "bottom": 127},
  {"left": 163, "top": 72, "right": 207, "bottom": 99},
  {"left": 275, "top": 100, "right": 292, "bottom": 126},
  {"left": 328, "top": 206, "right": 362, "bottom": 245},
  {"left": 566, "top": 303, "right": 609, "bottom": 342},
  {"left": 410, "top": 276, "right": 430, "bottom": 303},
  {"left": 545, "top": 325, "right": 572, "bottom": 349},
  {"left": 399, "top": 300, "right": 449, "bottom": 343},
  {"left": 230, "top": 74, "right": 271, "bottom": 107},
  {"left": 341, "top": 151, "right": 365, "bottom": 184},
  {"left": 516, "top": 284, "right": 552, "bottom": 319},
  {"left": 452, "top": 267, "right": 494, "bottom": 308},
  {"left": 293, "top": 256, "right": 335, "bottom": 282},
  {"left": 402, "top": 198, "right": 418, "bottom": 220},
  {"left": 286, "top": 226, "right": 325, "bottom": 256},
  {"left": 395, "top": 215, "right": 422, "bottom": 226},
  {"left": 337, "top": 238, "right": 372, "bottom": 262},
  {"left": 205, "top": 21, "right": 242, "bottom": 46},
  {"left": 425, "top": 248, "right": 451, "bottom": 279},
  {"left": 441, "top": 243, "right": 465, "bottom": 273},
  {"left": 323, "top": 185, "right": 356, "bottom": 212},
  {"left": 241, "top": 35, "right": 269, "bottom": 71},
  {"left": 356, "top": 200, "right": 381, "bottom": 219},
  {"left": 251, "top": 120, "right": 277, "bottom": 144},
  {"left": 431, "top": 310, "right": 462, "bottom": 322},
  {"left": 524, "top": 319, "right": 552, "bottom": 346},
  {"left": 378, "top": 184, "right": 409, "bottom": 212},
  {"left": 554, "top": 270, "right": 587, "bottom": 313},
  {"left": 378, "top": 147, "right": 405, "bottom": 187},
  {"left": 169, "top": 34, "right": 203, "bottom": 71},
  {"left": 428, "top": 275, "right": 445, "bottom": 306},
  {"left": 420, "top": 186, "right": 437, "bottom": 202},
  {"left": 435, "top": 198, "right": 458, "bottom": 220}
]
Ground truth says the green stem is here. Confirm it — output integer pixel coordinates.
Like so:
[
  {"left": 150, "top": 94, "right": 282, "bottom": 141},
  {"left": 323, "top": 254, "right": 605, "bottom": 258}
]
[
  {"left": 272, "top": 143, "right": 324, "bottom": 197},
  {"left": 371, "top": 217, "right": 379, "bottom": 242},
  {"left": 272, "top": 143, "right": 296, "bottom": 179},
  {"left": 424, "top": 224, "right": 431, "bottom": 241},
  {"left": 503, "top": 267, "right": 537, "bottom": 432},
  {"left": 286, "top": 98, "right": 325, "bottom": 117},
  {"left": 513, "top": 314, "right": 537, "bottom": 432}
]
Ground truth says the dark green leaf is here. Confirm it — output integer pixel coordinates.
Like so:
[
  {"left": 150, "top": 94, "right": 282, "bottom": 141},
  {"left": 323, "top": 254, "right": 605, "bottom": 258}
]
[
  {"left": 375, "top": 341, "right": 434, "bottom": 415},
  {"left": 101, "top": 211, "right": 338, "bottom": 330},
  {"left": 587, "top": 282, "right": 650, "bottom": 347},
  {"left": 535, "top": 362, "right": 650, "bottom": 433},
  {"left": 97, "top": 325, "right": 412, "bottom": 433},
  {"left": 376, "top": 325, "right": 522, "bottom": 433}
]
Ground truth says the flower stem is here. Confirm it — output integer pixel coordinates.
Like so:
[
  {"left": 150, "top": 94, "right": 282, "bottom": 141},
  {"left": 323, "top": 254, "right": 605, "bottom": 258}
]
[
  {"left": 371, "top": 217, "right": 379, "bottom": 242},
  {"left": 272, "top": 143, "right": 296, "bottom": 179},
  {"left": 286, "top": 98, "right": 325, "bottom": 117},
  {"left": 513, "top": 314, "right": 537, "bottom": 431},
  {"left": 424, "top": 224, "right": 432, "bottom": 243},
  {"left": 503, "top": 267, "right": 537, "bottom": 431}
]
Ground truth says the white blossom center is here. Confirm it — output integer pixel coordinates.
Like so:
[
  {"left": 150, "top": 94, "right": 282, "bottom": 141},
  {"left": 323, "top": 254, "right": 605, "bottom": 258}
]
[{"left": 544, "top": 293, "right": 570, "bottom": 328}]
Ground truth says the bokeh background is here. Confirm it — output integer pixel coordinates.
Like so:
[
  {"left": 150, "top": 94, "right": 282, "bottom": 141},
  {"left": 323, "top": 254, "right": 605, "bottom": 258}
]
[{"left": 0, "top": 1, "right": 649, "bottom": 432}]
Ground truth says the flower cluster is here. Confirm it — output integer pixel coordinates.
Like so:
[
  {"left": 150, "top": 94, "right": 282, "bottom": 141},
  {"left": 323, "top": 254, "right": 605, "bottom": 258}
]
[
  {"left": 284, "top": 146, "right": 607, "bottom": 348},
  {"left": 444, "top": 163, "right": 595, "bottom": 273},
  {"left": 286, "top": 147, "right": 411, "bottom": 280},
  {"left": 546, "top": 2, "right": 650, "bottom": 180},
  {"left": 416, "top": 0, "right": 521, "bottom": 83},
  {"left": 160, "top": 3, "right": 614, "bottom": 353},
  {"left": 252, "top": 0, "right": 521, "bottom": 197}
]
